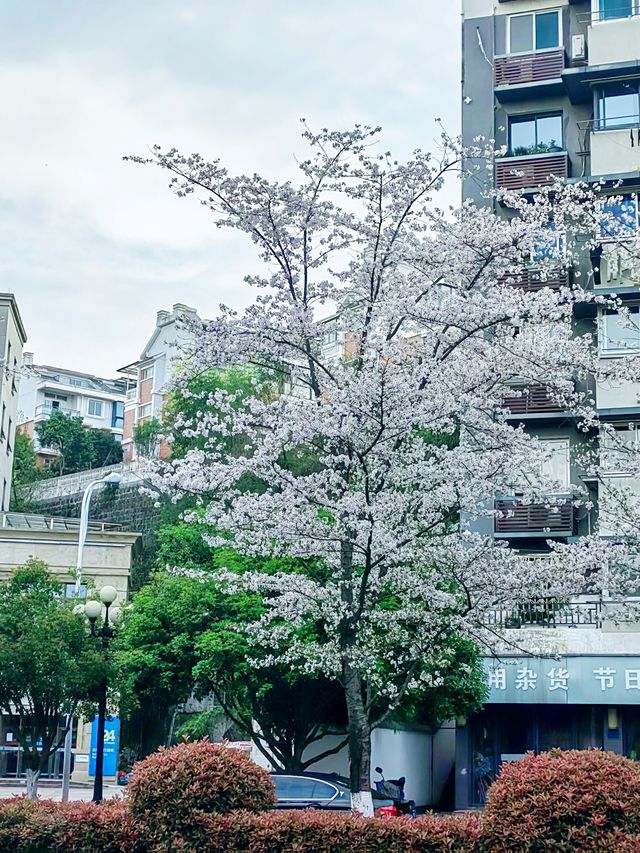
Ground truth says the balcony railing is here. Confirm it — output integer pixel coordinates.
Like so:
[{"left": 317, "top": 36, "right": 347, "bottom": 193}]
[
  {"left": 495, "top": 499, "right": 574, "bottom": 535},
  {"left": 485, "top": 597, "right": 602, "bottom": 629},
  {"left": 35, "top": 404, "right": 82, "bottom": 419},
  {"left": 496, "top": 153, "right": 569, "bottom": 191},
  {"left": 501, "top": 384, "right": 570, "bottom": 416},
  {"left": 500, "top": 267, "right": 569, "bottom": 292},
  {"left": 495, "top": 49, "right": 565, "bottom": 87}
]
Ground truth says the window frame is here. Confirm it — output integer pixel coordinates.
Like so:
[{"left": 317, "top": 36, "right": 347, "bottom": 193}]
[
  {"left": 600, "top": 423, "right": 640, "bottom": 476},
  {"left": 140, "top": 365, "right": 154, "bottom": 381},
  {"left": 596, "top": 80, "right": 640, "bottom": 131},
  {"left": 138, "top": 403, "right": 152, "bottom": 419},
  {"left": 87, "top": 398, "right": 104, "bottom": 418},
  {"left": 594, "top": 0, "right": 639, "bottom": 24},
  {"left": 507, "top": 9, "right": 562, "bottom": 56},
  {"left": 599, "top": 305, "right": 640, "bottom": 356},
  {"left": 508, "top": 112, "right": 564, "bottom": 156}
]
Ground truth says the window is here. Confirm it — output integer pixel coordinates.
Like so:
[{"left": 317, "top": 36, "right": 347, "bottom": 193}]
[
  {"left": 6, "top": 419, "right": 11, "bottom": 455},
  {"left": 598, "top": 0, "right": 636, "bottom": 22},
  {"left": 601, "top": 424, "right": 640, "bottom": 474},
  {"left": 597, "top": 81, "right": 640, "bottom": 129},
  {"left": 508, "top": 10, "right": 560, "bottom": 54},
  {"left": 87, "top": 399, "right": 103, "bottom": 417},
  {"left": 539, "top": 438, "right": 570, "bottom": 492},
  {"left": 509, "top": 113, "right": 563, "bottom": 156},
  {"left": 601, "top": 306, "right": 640, "bottom": 354},
  {"left": 65, "top": 583, "right": 87, "bottom": 599},
  {"left": 141, "top": 365, "right": 154, "bottom": 381},
  {"left": 2, "top": 479, "right": 6, "bottom": 511},
  {"left": 601, "top": 194, "right": 640, "bottom": 240},
  {"left": 112, "top": 400, "right": 124, "bottom": 429},
  {"left": 138, "top": 403, "right": 152, "bottom": 419},
  {"left": 69, "top": 378, "right": 83, "bottom": 387}
]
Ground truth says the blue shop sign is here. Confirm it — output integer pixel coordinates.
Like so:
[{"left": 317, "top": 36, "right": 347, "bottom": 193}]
[
  {"left": 89, "top": 716, "right": 119, "bottom": 777},
  {"left": 484, "top": 656, "right": 640, "bottom": 705}
]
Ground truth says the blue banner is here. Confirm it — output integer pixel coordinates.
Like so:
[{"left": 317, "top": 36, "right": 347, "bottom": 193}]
[{"left": 88, "top": 716, "right": 119, "bottom": 777}]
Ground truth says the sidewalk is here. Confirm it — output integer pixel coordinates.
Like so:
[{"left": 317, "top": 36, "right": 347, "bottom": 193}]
[{"left": 0, "top": 781, "right": 121, "bottom": 801}]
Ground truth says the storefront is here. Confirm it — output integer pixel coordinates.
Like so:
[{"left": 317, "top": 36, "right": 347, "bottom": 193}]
[{"left": 455, "top": 655, "right": 640, "bottom": 809}]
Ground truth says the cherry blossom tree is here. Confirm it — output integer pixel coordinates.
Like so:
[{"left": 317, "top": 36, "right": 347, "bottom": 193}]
[{"left": 131, "top": 125, "right": 640, "bottom": 814}]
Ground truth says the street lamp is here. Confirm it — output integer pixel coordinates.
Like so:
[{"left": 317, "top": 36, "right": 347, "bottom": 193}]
[
  {"left": 85, "top": 585, "right": 118, "bottom": 804},
  {"left": 61, "top": 471, "right": 122, "bottom": 802}
]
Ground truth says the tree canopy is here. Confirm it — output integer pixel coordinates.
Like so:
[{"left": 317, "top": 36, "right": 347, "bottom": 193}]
[
  {"left": 0, "top": 561, "right": 104, "bottom": 797},
  {"left": 35, "top": 411, "right": 122, "bottom": 475}
]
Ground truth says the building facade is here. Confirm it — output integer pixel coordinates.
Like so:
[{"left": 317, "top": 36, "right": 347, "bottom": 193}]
[
  {"left": 119, "top": 303, "right": 202, "bottom": 461},
  {"left": 459, "top": 0, "right": 640, "bottom": 809},
  {"left": 18, "top": 355, "right": 127, "bottom": 468},
  {"left": 0, "top": 295, "right": 27, "bottom": 511}
]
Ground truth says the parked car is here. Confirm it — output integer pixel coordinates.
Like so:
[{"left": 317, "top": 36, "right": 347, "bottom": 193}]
[{"left": 270, "top": 771, "right": 401, "bottom": 815}]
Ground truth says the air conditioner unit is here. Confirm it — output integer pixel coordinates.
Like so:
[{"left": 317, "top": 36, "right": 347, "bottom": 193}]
[{"left": 571, "top": 34, "right": 586, "bottom": 62}]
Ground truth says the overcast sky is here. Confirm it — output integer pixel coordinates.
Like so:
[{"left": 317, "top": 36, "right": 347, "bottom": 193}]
[{"left": 1, "top": 1, "right": 461, "bottom": 376}]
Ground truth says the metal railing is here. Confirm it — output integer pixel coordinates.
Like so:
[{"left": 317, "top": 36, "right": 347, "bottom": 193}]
[
  {"left": 0, "top": 512, "right": 123, "bottom": 532},
  {"left": 34, "top": 403, "right": 82, "bottom": 419},
  {"left": 579, "top": 5, "right": 640, "bottom": 25},
  {"left": 578, "top": 115, "right": 640, "bottom": 135},
  {"left": 485, "top": 597, "right": 603, "bottom": 629}
]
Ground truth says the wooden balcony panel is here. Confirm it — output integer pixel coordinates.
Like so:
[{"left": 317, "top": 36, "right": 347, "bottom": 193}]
[
  {"left": 495, "top": 50, "right": 565, "bottom": 87},
  {"left": 495, "top": 500, "right": 573, "bottom": 534},
  {"left": 502, "top": 384, "right": 568, "bottom": 416},
  {"left": 501, "top": 268, "right": 568, "bottom": 292},
  {"left": 495, "top": 153, "right": 569, "bottom": 191}
]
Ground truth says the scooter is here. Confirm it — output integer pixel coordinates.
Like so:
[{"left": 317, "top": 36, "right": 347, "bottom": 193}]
[{"left": 373, "top": 766, "right": 417, "bottom": 818}]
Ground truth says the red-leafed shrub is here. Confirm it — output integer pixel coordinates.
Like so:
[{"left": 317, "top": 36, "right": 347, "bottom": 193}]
[
  {"left": 187, "top": 809, "right": 482, "bottom": 853},
  {"left": 0, "top": 798, "right": 141, "bottom": 853},
  {"left": 481, "top": 749, "right": 640, "bottom": 852},
  {"left": 127, "top": 739, "right": 275, "bottom": 841}
]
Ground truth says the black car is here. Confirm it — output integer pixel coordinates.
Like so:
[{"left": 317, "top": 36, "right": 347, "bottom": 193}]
[{"left": 271, "top": 771, "right": 395, "bottom": 812}]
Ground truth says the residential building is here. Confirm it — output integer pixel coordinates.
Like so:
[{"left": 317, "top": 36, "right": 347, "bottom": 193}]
[
  {"left": 17, "top": 356, "right": 128, "bottom": 468},
  {"left": 0, "top": 512, "right": 140, "bottom": 782},
  {"left": 458, "top": 0, "right": 640, "bottom": 809},
  {"left": 118, "top": 304, "right": 202, "bottom": 461},
  {"left": 0, "top": 295, "right": 27, "bottom": 511}
]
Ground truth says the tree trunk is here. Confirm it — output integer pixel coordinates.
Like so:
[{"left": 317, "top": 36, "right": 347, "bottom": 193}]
[
  {"left": 25, "top": 767, "right": 40, "bottom": 800},
  {"left": 343, "top": 659, "right": 373, "bottom": 816}
]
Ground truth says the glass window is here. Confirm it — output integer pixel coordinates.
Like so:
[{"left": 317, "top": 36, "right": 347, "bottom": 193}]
[
  {"left": 87, "top": 399, "right": 103, "bottom": 417},
  {"left": 540, "top": 438, "right": 570, "bottom": 491},
  {"left": 599, "top": 0, "right": 634, "bottom": 21},
  {"left": 509, "top": 10, "right": 559, "bottom": 53},
  {"left": 141, "top": 365, "right": 154, "bottom": 381},
  {"left": 597, "top": 82, "right": 640, "bottom": 129},
  {"left": 138, "top": 403, "right": 152, "bottom": 418},
  {"left": 601, "top": 194, "right": 640, "bottom": 239},
  {"left": 65, "top": 583, "right": 87, "bottom": 599},
  {"left": 510, "top": 14, "right": 533, "bottom": 53},
  {"left": 509, "top": 114, "right": 562, "bottom": 155},
  {"left": 111, "top": 400, "right": 124, "bottom": 429},
  {"left": 272, "top": 776, "right": 317, "bottom": 799},
  {"left": 602, "top": 306, "right": 640, "bottom": 354},
  {"left": 535, "top": 11, "right": 561, "bottom": 50}
]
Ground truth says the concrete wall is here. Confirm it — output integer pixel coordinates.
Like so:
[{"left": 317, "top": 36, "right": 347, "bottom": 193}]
[
  {"left": 588, "top": 16, "right": 640, "bottom": 67},
  {"left": 591, "top": 128, "right": 640, "bottom": 177},
  {"left": 252, "top": 726, "right": 448, "bottom": 808}
]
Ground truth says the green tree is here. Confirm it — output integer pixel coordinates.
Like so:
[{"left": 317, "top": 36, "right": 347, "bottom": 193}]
[
  {"left": 11, "top": 431, "right": 42, "bottom": 510},
  {"left": 132, "top": 418, "right": 162, "bottom": 458},
  {"left": 86, "top": 429, "right": 123, "bottom": 468},
  {"left": 35, "top": 411, "right": 94, "bottom": 475},
  {"left": 0, "top": 561, "right": 104, "bottom": 797}
]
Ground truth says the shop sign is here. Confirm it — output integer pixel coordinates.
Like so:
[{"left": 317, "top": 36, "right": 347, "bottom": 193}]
[{"left": 484, "top": 656, "right": 640, "bottom": 704}]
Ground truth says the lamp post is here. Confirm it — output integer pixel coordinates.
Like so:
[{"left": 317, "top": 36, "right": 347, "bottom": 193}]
[
  {"left": 84, "top": 585, "right": 118, "bottom": 804},
  {"left": 61, "top": 471, "right": 121, "bottom": 802}
]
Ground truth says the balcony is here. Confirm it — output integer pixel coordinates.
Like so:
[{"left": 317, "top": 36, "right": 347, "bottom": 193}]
[
  {"left": 495, "top": 152, "right": 570, "bottom": 192},
  {"left": 34, "top": 403, "right": 82, "bottom": 420},
  {"left": 501, "top": 267, "right": 569, "bottom": 292},
  {"left": 485, "top": 597, "right": 602, "bottom": 629},
  {"left": 501, "top": 384, "right": 570, "bottom": 417},
  {"left": 495, "top": 498, "right": 574, "bottom": 536},
  {"left": 494, "top": 50, "right": 565, "bottom": 101}
]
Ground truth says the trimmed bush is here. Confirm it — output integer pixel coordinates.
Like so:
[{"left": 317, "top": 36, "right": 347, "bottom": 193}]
[
  {"left": 186, "top": 809, "right": 482, "bottom": 853},
  {"left": 481, "top": 748, "right": 640, "bottom": 852},
  {"left": 127, "top": 739, "right": 275, "bottom": 840},
  {"left": 0, "top": 799, "right": 140, "bottom": 853}
]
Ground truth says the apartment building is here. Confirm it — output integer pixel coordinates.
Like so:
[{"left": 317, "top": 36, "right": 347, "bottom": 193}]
[
  {"left": 458, "top": 0, "right": 640, "bottom": 809},
  {"left": 18, "top": 356, "right": 127, "bottom": 468},
  {"left": 119, "top": 304, "right": 202, "bottom": 461},
  {"left": 0, "top": 295, "right": 27, "bottom": 511}
]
